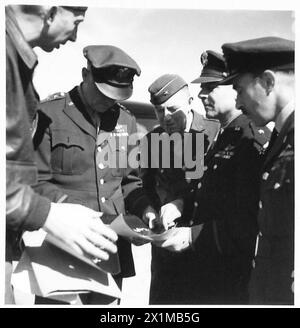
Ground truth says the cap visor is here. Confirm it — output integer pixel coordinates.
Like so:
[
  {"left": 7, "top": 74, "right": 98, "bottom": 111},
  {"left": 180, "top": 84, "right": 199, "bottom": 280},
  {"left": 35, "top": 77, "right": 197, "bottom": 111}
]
[
  {"left": 217, "top": 72, "right": 240, "bottom": 85},
  {"left": 191, "top": 76, "right": 224, "bottom": 84},
  {"left": 95, "top": 82, "right": 133, "bottom": 101}
]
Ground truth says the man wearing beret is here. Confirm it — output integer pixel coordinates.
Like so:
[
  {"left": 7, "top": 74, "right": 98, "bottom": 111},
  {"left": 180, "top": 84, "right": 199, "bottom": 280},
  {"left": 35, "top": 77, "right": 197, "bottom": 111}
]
[
  {"left": 6, "top": 5, "right": 119, "bottom": 305},
  {"left": 142, "top": 73, "right": 220, "bottom": 304},
  {"left": 187, "top": 50, "right": 270, "bottom": 304},
  {"left": 33, "top": 45, "right": 157, "bottom": 304},
  {"left": 221, "top": 36, "right": 295, "bottom": 305}
]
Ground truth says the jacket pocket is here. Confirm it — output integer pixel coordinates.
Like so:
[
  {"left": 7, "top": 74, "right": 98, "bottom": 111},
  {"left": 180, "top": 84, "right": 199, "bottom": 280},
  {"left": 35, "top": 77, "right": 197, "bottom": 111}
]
[{"left": 51, "top": 130, "right": 85, "bottom": 175}]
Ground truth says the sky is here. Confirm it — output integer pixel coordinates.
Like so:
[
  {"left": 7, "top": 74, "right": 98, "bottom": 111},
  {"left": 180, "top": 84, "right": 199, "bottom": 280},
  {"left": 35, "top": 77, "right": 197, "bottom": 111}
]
[{"left": 31, "top": 2, "right": 295, "bottom": 112}]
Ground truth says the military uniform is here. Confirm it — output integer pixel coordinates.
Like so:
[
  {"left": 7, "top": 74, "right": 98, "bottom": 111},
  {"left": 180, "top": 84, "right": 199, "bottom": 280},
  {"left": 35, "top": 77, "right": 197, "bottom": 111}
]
[
  {"left": 191, "top": 114, "right": 270, "bottom": 304},
  {"left": 221, "top": 36, "right": 295, "bottom": 305},
  {"left": 33, "top": 86, "right": 151, "bottom": 280},
  {"left": 142, "top": 110, "right": 220, "bottom": 304},
  {"left": 249, "top": 112, "right": 294, "bottom": 305}
]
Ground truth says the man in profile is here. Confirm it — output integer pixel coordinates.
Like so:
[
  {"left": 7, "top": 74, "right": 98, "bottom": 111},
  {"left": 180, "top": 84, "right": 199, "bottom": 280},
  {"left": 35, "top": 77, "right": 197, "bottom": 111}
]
[{"left": 6, "top": 5, "right": 118, "bottom": 304}]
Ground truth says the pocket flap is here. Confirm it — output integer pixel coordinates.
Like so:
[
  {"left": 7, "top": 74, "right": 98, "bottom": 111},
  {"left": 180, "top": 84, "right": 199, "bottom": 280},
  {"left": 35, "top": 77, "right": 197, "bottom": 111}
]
[{"left": 51, "top": 130, "right": 83, "bottom": 148}]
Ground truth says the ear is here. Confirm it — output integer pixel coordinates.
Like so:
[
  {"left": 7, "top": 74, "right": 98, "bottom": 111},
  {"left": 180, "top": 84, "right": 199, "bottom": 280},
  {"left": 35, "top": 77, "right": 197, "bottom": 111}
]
[
  {"left": 261, "top": 70, "right": 276, "bottom": 95},
  {"left": 188, "top": 96, "right": 193, "bottom": 105},
  {"left": 46, "top": 6, "right": 58, "bottom": 25}
]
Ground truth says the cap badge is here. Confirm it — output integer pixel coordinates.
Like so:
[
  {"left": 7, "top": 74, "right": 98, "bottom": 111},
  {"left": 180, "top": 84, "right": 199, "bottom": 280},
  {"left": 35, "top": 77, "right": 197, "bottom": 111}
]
[
  {"left": 163, "top": 91, "right": 169, "bottom": 96},
  {"left": 201, "top": 51, "right": 208, "bottom": 67}
]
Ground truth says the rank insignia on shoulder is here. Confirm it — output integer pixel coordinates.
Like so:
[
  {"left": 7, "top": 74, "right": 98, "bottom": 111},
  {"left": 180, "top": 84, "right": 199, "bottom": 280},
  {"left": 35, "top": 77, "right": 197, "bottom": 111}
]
[
  {"left": 41, "top": 92, "right": 66, "bottom": 103},
  {"left": 118, "top": 103, "right": 133, "bottom": 116}
]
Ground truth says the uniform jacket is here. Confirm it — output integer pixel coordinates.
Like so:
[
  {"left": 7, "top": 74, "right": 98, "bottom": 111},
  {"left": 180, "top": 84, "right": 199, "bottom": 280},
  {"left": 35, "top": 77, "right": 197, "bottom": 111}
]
[
  {"left": 6, "top": 6, "right": 51, "bottom": 261},
  {"left": 192, "top": 114, "right": 270, "bottom": 304},
  {"left": 193, "top": 114, "right": 270, "bottom": 257},
  {"left": 33, "top": 86, "right": 152, "bottom": 277},
  {"left": 249, "top": 112, "right": 294, "bottom": 305},
  {"left": 141, "top": 111, "right": 220, "bottom": 305},
  {"left": 141, "top": 110, "right": 220, "bottom": 221}
]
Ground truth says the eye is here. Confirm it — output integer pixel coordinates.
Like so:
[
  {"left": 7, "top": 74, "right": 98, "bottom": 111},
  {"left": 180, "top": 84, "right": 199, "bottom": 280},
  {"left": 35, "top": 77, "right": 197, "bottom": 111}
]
[{"left": 235, "top": 87, "right": 242, "bottom": 95}]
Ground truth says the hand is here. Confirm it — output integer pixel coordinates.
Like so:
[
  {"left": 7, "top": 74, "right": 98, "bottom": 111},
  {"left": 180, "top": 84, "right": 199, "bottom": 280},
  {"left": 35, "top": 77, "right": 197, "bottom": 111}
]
[
  {"left": 154, "top": 227, "right": 192, "bottom": 252},
  {"left": 43, "top": 203, "right": 118, "bottom": 261},
  {"left": 159, "top": 199, "right": 183, "bottom": 230},
  {"left": 142, "top": 206, "right": 163, "bottom": 232}
]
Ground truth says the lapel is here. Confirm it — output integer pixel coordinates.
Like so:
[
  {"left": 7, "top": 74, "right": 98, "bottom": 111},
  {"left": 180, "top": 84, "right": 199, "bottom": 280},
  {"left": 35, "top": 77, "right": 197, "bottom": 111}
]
[
  {"left": 263, "top": 111, "right": 294, "bottom": 169},
  {"left": 64, "top": 87, "right": 96, "bottom": 139},
  {"left": 190, "top": 110, "right": 205, "bottom": 132}
]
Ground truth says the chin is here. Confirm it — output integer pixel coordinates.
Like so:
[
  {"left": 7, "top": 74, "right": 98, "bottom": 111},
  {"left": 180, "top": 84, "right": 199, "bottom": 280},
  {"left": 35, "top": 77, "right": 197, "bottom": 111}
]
[{"left": 40, "top": 45, "right": 55, "bottom": 52}]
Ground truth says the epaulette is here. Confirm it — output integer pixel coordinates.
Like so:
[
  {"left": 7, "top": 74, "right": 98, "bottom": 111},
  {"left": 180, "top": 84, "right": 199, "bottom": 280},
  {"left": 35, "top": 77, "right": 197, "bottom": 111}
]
[
  {"left": 203, "top": 117, "right": 219, "bottom": 124},
  {"left": 40, "top": 92, "right": 66, "bottom": 103},
  {"left": 248, "top": 121, "right": 271, "bottom": 151}
]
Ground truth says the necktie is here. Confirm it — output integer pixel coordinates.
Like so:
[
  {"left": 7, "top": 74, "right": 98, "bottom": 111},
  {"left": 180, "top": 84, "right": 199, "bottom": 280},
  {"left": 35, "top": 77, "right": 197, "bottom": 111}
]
[{"left": 268, "top": 128, "right": 279, "bottom": 150}]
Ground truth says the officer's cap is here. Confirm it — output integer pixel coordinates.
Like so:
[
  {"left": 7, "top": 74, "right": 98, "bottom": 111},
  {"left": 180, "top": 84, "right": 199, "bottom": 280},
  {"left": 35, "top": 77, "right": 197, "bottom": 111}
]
[
  {"left": 148, "top": 74, "right": 188, "bottom": 105},
  {"left": 191, "top": 50, "right": 227, "bottom": 84},
  {"left": 221, "top": 36, "right": 294, "bottom": 84},
  {"left": 83, "top": 45, "right": 141, "bottom": 101}
]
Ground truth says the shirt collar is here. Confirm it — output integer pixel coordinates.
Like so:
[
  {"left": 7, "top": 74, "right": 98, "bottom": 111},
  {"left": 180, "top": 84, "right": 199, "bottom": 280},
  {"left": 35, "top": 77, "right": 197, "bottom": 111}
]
[
  {"left": 6, "top": 6, "right": 38, "bottom": 70},
  {"left": 275, "top": 101, "right": 294, "bottom": 133}
]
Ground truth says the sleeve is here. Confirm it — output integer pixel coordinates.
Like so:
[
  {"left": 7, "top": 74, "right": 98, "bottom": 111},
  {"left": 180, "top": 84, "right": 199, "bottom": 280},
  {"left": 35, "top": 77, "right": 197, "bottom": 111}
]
[
  {"left": 122, "top": 116, "right": 154, "bottom": 219},
  {"left": 6, "top": 41, "right": 50, "bottom": 232}
]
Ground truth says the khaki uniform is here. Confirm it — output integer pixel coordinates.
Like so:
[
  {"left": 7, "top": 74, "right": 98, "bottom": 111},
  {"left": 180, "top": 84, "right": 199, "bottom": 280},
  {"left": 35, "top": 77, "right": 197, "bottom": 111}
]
[{"left": 34, "top": 86, "right": 152, "bottom": 279}]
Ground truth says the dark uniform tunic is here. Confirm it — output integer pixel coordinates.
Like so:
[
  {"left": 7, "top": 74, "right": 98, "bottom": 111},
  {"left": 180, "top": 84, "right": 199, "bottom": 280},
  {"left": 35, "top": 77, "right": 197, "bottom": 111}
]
[
  {"left": 249, "top": 112, "right": 294, "bottom": 305},
  {"left": 141, "top": 111, "right": 220, "bottom": 304},
  {"left": 33, "top": 86, "right": 152, "bottom": 281},
  {"left": 192, "top": 114, "right": 270, "bottom": 304}
]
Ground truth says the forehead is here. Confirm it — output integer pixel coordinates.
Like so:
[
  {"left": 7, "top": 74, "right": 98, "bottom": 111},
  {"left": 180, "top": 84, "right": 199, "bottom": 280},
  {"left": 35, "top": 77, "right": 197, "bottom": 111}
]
[{"left": 233, "top": 73, "right": 255, "bottom": 89}]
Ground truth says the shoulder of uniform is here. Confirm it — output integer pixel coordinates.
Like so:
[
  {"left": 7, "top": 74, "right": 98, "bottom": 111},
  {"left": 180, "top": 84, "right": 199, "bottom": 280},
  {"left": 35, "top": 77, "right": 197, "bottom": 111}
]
[
  {"left": 202, "top": 117, "right": 221, "bottom": 138},
  {"left": 40, "top": 92, "right": 67, "bottom": 104},
  {"left": 203, "top": 117, "right": 221, "bottom": 129},
  {"left": 116, "top": 102, "right": 134, "bottom": 116}
]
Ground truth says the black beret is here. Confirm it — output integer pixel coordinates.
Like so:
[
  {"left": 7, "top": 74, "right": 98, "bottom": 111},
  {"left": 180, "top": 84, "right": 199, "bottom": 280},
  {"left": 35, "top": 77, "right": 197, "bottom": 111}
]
[
  {"left": 221, "top": 36, "right": 294, "bottom": 84},
  {"left": 83, "top": 45, "right": 141, "bottom": 101},
  {"left": 191, "top": 50, "right": 227, "bottom": 84},
  {"left": 148, "top": 74, "right": 188, "bottom": 105}
]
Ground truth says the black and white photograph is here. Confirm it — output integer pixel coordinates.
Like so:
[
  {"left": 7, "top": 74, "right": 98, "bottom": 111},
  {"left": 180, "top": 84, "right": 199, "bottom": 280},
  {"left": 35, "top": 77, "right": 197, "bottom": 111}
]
[{"left": 2, "top": 0, "right": 297, "bottom": 310}]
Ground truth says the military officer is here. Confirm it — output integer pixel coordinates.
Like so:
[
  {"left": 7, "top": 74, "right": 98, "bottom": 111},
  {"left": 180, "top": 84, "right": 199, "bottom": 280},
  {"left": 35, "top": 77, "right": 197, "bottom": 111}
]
[
  {"left": 221, "top": 36, "right": 295, "bottom": 305},
  {"left": 33, "top": 45, "right": 157, "bottom": 304},
  {"left": 184, "top": 50, "right": 270, "bottom": 304},
  {"left": 141, "top": 74, "right": 220, "bottom": 304}
]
